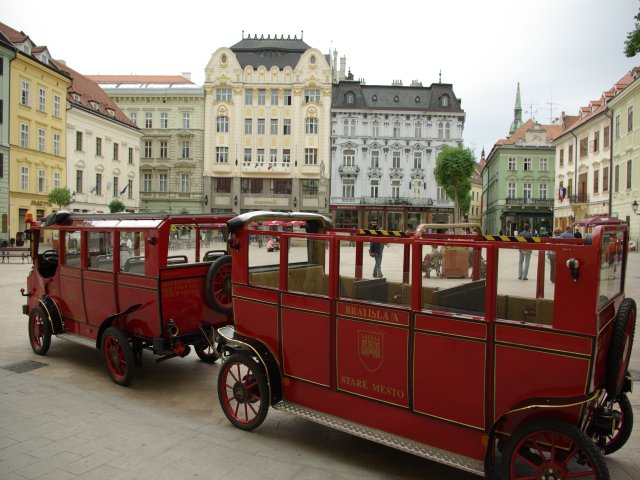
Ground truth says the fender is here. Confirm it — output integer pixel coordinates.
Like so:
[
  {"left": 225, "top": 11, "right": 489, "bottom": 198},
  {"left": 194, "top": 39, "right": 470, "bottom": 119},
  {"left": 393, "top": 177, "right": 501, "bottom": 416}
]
[
  {"left": 37, "top": 296, "right": 64, "bottom": 334},
  {"left": 217, "top": 325, "right": 283, "bottom": 404},
  {"left": 95, "top": 303, "right": 142, "bottom": 349},
  {"left": 484, "top": 390, "right": 600, "bottom": 471}
]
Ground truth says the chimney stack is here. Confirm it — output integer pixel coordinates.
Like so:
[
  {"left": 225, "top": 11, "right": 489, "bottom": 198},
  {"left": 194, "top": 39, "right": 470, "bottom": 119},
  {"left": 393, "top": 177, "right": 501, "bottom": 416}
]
[
  {"left": 339, "top": 56, "right": 346, "bottom": 81},
  {"left": 181, "top": 72, "right": 192, "bottom": 81}
]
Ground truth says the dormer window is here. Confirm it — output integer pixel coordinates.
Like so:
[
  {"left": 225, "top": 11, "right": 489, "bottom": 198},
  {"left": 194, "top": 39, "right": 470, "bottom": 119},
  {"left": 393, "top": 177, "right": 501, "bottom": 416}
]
[
  {"left": 394, "top": 95, "right": 399, "bottom": 102},
  {"left": 372, "top": 95, "right": 377, "bottom": 102},
  {"left": 73, "top": 93, "right": 81, "bottom": 102},
  {"left": 22, "top": 44, "right": 32, "bottom": 55},
  {"left": 90, "top": 101, "right": 99, "bottom": 111},
  {"left": 310, "top": 55, "right": 316, "bottom": 64},
  {"left": 415, "top": 96, "right": 421, "bottom": 103},
  {"left": 345, "top": 92, "right": 355, "bottom": 104},
  {"left": 441, "top": 95, "right": 450, "bottom": 107},
  {"left": 221, "top": 53, "right": 227, "bottom": 64},
  {"left": 107, "top": 108, "right": 115, "bottom": 117}
]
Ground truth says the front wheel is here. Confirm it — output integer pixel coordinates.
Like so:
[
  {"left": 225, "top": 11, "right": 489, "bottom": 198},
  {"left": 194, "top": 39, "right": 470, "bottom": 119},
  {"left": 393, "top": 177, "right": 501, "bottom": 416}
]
[
  {"left": 102, "top": 327, "right": 135, "bottom": 386},
  {"left": 217, "top": 353, "right": 269, "bottom": 430},
  {"left": 501, "top": 418, "right": 609, "bottom": 479},
  {"left": 28, "top": 306, "right": 52, "bottom": 355}
]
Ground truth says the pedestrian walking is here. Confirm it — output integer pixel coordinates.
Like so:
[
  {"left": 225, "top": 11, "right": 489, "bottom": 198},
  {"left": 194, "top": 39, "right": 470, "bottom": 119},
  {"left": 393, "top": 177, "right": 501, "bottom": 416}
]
[
  {"left": 369, "top": 222, "right": 384, "bottom": 278},
  {"left": 518, "top": 223, "right": 533, "bottom": 280}
]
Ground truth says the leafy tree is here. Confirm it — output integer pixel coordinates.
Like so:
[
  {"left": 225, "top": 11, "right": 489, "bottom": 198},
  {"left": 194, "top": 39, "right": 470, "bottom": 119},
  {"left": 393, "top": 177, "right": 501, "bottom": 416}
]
[
  {"left": 434, "top": 145, "right": 476, "bottom": 223},
  {"left": 109, "top": 199, "right": 126, "bottom": 213},
  {"left": 624, "top": 9, "right": 640, "bottom": 57},
  {"left": 48, "top": 187, "right": 73, "bottom": 209}
]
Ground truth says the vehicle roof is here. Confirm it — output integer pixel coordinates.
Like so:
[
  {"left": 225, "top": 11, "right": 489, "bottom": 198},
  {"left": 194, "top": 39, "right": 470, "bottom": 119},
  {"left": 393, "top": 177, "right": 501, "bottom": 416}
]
[{"left": 37, "top": 211, "right": 234, "bottom": 229}]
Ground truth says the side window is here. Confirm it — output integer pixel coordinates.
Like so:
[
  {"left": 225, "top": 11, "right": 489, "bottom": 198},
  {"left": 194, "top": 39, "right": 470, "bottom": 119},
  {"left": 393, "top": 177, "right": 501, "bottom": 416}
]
[
  {"left": 421, "top": 244, "right": 487, "bottom": 317},
  {"left": 248, "top": 230, "right": 281, "bottom": 289},
  {"left": 338, "top": 236, "right": 409, "bottom": 305},
  {"left": 495, "top": 244, "right": 554, "bottom": 325},
  {"left": 599, "top": 230, "right": 624, "bottom": 308},
  {"left": 166, "top": 224, "right": 227, "bottom": 266},
  {"left": 87, "top": 231, "right": 114, "bottom": 271},
  {"left": 287, "top": 234, "right": 328, "bottom": 296},
  {"left": 120, "top": 231, "right": 146, "bottom": 274},
  {"left": 62, "top": 231, "right": 82, "bottom": 266}
]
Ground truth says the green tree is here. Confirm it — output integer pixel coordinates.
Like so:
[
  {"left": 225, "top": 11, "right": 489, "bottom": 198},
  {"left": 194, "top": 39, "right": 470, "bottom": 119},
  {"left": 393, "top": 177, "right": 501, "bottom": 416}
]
[
  {"left": 109, "top": 199, "right": 126, "bottom": 213},
  {"left": 48, "top": 187, "right": 73, "bottom": 209},
  {"left": 624, "top": 9, "right": 640, "bottom": 57},
  {"left": 434, "top": 145, "right": 476, "bottom": 223}
]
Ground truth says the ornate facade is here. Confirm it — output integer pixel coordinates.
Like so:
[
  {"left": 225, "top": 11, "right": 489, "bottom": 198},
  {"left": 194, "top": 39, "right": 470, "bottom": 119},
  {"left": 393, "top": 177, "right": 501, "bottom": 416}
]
[
  {"left": 203, "top": 34, "right": 331, "bottom": 215},
  {"left": 330, "top": 77, "right": 464, "bottom": 230}
]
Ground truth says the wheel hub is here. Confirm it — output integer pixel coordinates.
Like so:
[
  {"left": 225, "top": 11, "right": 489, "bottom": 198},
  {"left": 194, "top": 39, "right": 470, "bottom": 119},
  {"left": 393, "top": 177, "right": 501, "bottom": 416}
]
[
  {"left": 539, "top": 466, "right": 564, "bottom": 480},
  {"left": 232, "top": 381, "right": 247, "bottom": 402},
  {"left": 110, "top": 349, "right": 121, "bottom": 367}
]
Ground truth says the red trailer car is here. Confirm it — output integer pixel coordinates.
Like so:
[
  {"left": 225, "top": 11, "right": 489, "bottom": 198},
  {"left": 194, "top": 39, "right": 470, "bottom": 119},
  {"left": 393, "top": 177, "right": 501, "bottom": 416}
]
[
  {"left": 22, "top": 211, "right": 235, "bottom": 385},
  {"left": 217, "top": 211, "right": 635, "bottom": 479}
]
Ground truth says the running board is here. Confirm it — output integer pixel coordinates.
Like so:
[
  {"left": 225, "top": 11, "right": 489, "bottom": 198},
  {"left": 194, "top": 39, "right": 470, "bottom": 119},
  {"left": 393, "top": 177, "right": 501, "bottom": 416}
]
[
  {"left": 56, "top": 333, "right": 97, "bottom": 349},
  {"left": 272, "top": 401, "right": 484, "bottom": 476}
]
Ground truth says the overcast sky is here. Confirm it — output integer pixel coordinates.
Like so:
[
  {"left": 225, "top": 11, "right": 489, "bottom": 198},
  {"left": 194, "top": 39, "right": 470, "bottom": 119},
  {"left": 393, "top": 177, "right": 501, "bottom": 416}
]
[{"left": 3, "top": 0, "right": 639, "bottom": 158}]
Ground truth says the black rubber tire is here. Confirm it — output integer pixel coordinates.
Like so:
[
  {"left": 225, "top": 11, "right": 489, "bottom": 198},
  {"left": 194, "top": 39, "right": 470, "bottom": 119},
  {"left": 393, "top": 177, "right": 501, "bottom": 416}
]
[
  {"left": 101, "top": 327, "right": 135, "bottom": 386},
  {"left": 501, "top": 418, "right": 609, "bottom": 480},
  {"left": 28, "top": 306, "right": 52, "bottom": 355},
  {"left": 604, "top": 393, "right": 633, "bottom": 455},
  {"left": 605, "top": 298, "right": 636, "bottom": 396},
  {"left": 194, "top": 325, "right": 220, "bottom": 363},
  {"left": 217, "top": 353, "right": 269, "bottom": 431},
  {"left": 204, "top": 255, "right": 233, "bottom": 314}
]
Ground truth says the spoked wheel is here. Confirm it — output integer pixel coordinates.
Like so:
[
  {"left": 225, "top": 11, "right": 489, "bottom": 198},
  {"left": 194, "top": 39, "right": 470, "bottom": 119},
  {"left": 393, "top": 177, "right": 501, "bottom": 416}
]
[
  {"left": 101, "top": 327, "right": 135, "bottom": 386},
  {"left": 194, "top": 325, "right": 220, "bottom": 363},
  {"left": 217, "top": 353, "right": 269, "bottom": 431},
  {"left": 205, "top": 255, "right": 233, "bottom": 314},
  {"left": 28, "top": 306, "right": 51, "bottom": 355},
  {"left": 590, "top": 393, "right": 634, "bottom": 455},
  {"left": 502, "top": 418, "right": 609, "bottom": 480},
  {"left": 605, "top": 298, "right": 636, "bottom": 397}
]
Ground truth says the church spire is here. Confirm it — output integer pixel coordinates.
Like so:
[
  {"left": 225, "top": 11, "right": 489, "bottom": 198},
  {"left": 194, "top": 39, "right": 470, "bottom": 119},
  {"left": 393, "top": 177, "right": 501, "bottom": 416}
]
[{"left": 509, "top": 82, "right": 523, "bottom": 134}]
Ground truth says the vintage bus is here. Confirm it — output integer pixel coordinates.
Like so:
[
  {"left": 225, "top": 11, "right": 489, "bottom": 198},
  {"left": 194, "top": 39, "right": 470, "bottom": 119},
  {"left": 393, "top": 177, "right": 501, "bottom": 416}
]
[
  {"left": 22, "top": 211, "right": 234, "bottom": 385},
  {"left": 216, "top": 211, "right": 635, "bottom": 479}
]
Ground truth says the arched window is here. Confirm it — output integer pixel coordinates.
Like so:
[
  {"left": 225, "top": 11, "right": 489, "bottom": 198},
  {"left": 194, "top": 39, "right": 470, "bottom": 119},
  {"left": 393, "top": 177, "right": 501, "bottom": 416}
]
[
  {"left": 343, "top": 119, "right": 349, "bottom": 136},
  {"left": 346, "top": 92, "right": 355, "bottom": 104},
  {"left": 441, "top": 95, "right": 450, "bottom": 107}
]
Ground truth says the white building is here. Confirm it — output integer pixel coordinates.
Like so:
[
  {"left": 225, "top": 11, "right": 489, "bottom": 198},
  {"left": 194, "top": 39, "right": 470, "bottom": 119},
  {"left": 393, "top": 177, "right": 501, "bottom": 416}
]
[
  {"left": 330, "top": 74, "right": 464, "bottom": 230},
  {"left": 55, "top": 62, "right": 141, "bottom": 212}
]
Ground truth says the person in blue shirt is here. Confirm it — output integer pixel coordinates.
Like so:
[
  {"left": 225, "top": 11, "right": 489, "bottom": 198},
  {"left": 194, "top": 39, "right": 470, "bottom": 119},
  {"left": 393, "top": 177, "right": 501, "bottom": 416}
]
[
  {"left": 518, "top": 223, "right": 533, "bottom": 280},
  {"left": 560, "top": 226, "right": 574, "bottom": 238}
]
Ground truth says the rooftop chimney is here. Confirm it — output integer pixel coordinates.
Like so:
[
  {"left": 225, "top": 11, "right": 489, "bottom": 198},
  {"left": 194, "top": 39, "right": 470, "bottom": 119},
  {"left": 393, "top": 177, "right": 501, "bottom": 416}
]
[
  {"left": 339, "top": 56, "right": 346, "bottom": 81},
  {"left": 181, "top": 72, "right": 191, "bottom": 81}
]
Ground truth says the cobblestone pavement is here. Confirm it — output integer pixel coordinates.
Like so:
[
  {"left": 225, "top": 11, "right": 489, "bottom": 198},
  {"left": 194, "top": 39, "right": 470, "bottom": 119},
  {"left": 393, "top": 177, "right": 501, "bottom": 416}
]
[{"left": 0, "top": 250, "right": 639, "bottom": 479}]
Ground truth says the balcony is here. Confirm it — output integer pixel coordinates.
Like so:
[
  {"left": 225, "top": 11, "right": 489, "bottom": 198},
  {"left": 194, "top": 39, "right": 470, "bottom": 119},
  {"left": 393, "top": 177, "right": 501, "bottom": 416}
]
[
  {"left": 570, "top": 193, "right": 589, "bottom": 204},
  {"left": 338, "top": 165, "right": 360, "bottom": 178},
  {"left": 504, "top": 197, "right": 554, "bottom": 208}
]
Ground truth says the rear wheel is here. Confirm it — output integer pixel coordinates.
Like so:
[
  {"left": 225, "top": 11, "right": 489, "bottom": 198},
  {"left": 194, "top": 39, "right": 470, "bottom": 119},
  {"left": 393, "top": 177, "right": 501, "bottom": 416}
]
[
  {"left": 502, "top": 418, "right": 609, "bottom": 479},
  {"left": 217, "top": 353, "right": 269, "bottom": 430},
  {"left": 102, "top": 327, "right": 134, "bottom": 386},
  {"left": 603, "top": 394, "right": 633, "bottom": 455},
  {"left": 205, "top": 255, "right": 233, "bottom": 314},
  {"left": 28, "top": 306, "right": 51, "bottom": 355},
  {"left": 605, "top": 298, "right": 636, "bottom": 396},
  {"left": 194, "top": 325, "right": 220, "bottom": 363}
]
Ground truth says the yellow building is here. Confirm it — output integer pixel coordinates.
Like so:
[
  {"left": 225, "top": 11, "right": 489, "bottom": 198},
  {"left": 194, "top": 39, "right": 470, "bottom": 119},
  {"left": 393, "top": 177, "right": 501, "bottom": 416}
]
[{"left": 0, "top": 22, "right": 69, "bottom": 242}]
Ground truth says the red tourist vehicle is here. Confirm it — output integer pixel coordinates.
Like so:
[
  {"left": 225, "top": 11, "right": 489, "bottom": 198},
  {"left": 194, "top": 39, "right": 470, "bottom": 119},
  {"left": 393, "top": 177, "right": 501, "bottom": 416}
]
[
  {"left": 22, "top": 211, "right": 235, "bottom": 385},
  {"left": 216, "top": 211, "right": 635, "bottom": 479}
]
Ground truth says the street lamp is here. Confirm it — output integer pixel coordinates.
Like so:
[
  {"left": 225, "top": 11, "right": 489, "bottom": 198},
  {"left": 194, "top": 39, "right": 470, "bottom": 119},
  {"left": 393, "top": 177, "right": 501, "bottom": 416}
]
[{"left": 633, "top": 200, "right": 639, "bottom": 215}]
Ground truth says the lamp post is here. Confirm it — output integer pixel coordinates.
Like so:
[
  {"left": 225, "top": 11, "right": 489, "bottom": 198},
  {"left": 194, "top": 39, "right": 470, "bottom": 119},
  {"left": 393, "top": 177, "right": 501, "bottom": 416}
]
[{"left": 633, "top": 200, "right": 639, "bottom": 215}]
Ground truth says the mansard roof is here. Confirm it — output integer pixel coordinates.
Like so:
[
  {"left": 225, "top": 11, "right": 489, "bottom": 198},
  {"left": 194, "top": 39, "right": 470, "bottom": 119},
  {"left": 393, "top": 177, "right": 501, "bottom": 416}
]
[
  {"left": 331, "top": 80, "right": 463, "bottom": 113},
  {"left": 230, "top": 34, "right": 311, "bottom": 69},
  {"left": 0, "top": 21, "right": 67, "bottom": 76}
]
